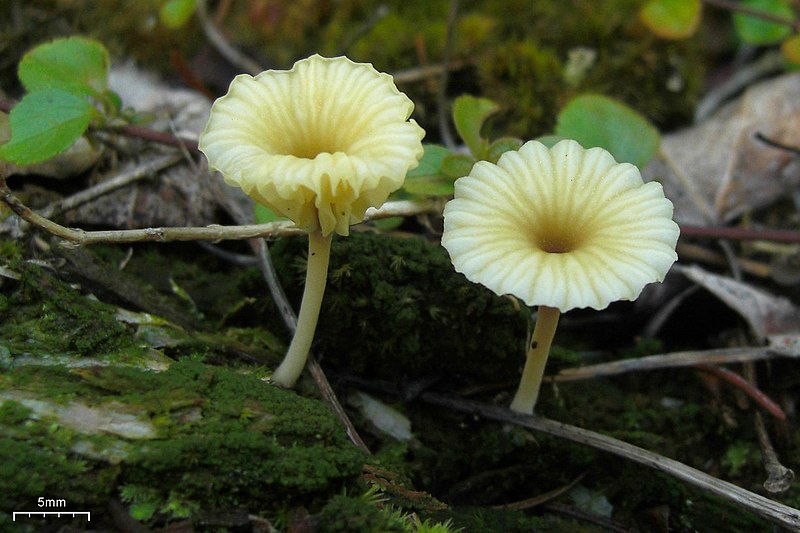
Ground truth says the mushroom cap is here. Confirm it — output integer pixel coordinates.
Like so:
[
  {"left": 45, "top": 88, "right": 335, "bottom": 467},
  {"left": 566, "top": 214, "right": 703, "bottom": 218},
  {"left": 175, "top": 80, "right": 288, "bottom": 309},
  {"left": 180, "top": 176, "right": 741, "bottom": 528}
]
[
  {"left": 441, "top": 139, "right": 679, "bottom": 311},
  {"left": 199, "top": 54, "right": 425, "bottom": 236}
]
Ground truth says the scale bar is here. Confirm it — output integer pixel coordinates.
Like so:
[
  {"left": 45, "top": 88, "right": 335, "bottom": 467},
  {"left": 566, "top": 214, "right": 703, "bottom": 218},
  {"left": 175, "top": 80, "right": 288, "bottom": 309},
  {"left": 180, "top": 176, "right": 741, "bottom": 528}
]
[{"left": 12, "top": 511, "right": 90, "bottom": 521}]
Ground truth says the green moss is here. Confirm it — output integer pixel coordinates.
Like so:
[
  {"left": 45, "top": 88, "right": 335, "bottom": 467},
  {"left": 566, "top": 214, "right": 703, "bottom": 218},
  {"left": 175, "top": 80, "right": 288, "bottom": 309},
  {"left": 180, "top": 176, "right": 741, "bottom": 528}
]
[
  {"left": 0, "top": 399, "right": 32, "bottom": 425},
  {"left": 319, "top": 494, "right": 407, "bottom": 533},
  {"left": 0, "top": 422, "right": 118, "bottom": 514},
  {"left": 476, "top": 39, "right": 564, "bottom": 138},
  {"left": 271, "top": 232, "right": 528, "bottom": 382},
  {"left": 472, "top": 0, "right": 704, "bottom": 136},
  {"left": 443, "top": 506, "right": 603, "bottom": 532},
  {"left": 2, "top": 359, "right": 366, "bottom": 527},
  {"left": 1, "top": 260, "right": 130, "bottom": 358}
]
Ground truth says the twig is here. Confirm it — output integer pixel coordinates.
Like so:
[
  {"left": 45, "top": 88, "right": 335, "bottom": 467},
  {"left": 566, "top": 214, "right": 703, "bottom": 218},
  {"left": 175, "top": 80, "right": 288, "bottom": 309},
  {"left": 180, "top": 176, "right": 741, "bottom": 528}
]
[
  {"left": 701, "top": 0, "right": 800, "bottom": 30},
  {"left": 421, "top": 392, "right": 800, "bottom": 531},
  {"left": 338, "top": 5, "right": 389, "bottom": 54},
  {"left": 436, "top": 0, "right": 459, "bottom": 151},
  {"left": 676, "top": 242, "right": 771, "bottom": 278},
  {"left": 115, "top": 125, "right": 199, "bottom": 153},
  {"left": 492, "top": 472, "right": 585, "bottom": 510},
  {"left": 552, "top": 347, "right": 775, "bottom": 382},
  {"left": 0, "top": 181, "right": 436, "bottom": 245},
  {"left": 39, "top": 153, "right": 182, "bottom": 219},
  {"left": 743, "top": 364, "right": 795, "bottom": 494},
  {"left": 392, "top": 59, "right": 470, "bottom": 84},
  {"left": 252, "top": 238, "right": 371, "bottom": 454},
  {"left": 694, "top": 50, "right": 784, "bottom": 122},
  {"left": 196, "top": 0, "right": 264, "bottom": 75},
  {"left": 695, "top": 364, "right": 786, "bottom": 420},
  {"left": 543, "top": 502, "right": 632, "bottom": 533},
  {"left": 754, "top": 411, "right": 795, "bottom": 494},
  {"left": 755, "top": 131, "right": 800, "bottom": 156}
]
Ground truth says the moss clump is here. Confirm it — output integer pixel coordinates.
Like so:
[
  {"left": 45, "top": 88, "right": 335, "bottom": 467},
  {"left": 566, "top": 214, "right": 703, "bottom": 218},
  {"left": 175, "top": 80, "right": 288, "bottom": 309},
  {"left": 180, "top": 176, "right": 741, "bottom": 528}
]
[
  {"left": 2, "top": 359, "right": 367, "bottom": 528},
  {"left": 318, "top": 494, "right": 407, "bottom": 533},
  {"left": 1, "top": 259, "right": 131, "bottom": 357},
  {"left": 476, "top": 39, "right": 564, "bottom": 137},
  {"left": 472, "top": 0, "right": 704, "bottom": 137},
  {"left": 271, "top": 232, "right": 529, "bottom": 382}
]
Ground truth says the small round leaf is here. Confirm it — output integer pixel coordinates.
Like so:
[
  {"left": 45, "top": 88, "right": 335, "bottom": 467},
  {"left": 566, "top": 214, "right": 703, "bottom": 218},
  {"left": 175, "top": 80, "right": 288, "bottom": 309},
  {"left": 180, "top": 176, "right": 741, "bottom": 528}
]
[
  {"left": 19, "top": 36, "right": 110, "bottom": 98},
  {"left": 452, "top": 95, "right": 499, "bottom": 159},
  {"left": 555, "top": 94, "right": 660, "bottom": 168},
  {"left": 160, "top": 0, "right": 197, "bottom": 29},
  {"left": 0, "top": 89, "right": 98, "bottom": 165},
  {"left": 640, "top": 0, "right": 701, "bottom": 39},
  {"left": 733, "top": 0, "right": 793, "bottom": 45}
]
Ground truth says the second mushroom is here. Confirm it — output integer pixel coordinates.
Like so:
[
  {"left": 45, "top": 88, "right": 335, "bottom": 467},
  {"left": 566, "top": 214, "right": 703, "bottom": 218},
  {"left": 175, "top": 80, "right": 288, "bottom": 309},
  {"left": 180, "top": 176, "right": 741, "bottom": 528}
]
[{"left": 441, "top": 139, "right": 679, "bottom": 414}]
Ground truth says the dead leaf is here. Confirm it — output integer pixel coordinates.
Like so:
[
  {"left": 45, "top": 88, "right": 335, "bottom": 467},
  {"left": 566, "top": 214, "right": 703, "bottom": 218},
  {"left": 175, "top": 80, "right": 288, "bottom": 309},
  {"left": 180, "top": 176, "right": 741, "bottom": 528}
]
[
  {"left": 675, "top": 264, "right": 800, "bottom": 339},
  {"left": 645, "top": 73, "right": 800, "bottom": 225}
]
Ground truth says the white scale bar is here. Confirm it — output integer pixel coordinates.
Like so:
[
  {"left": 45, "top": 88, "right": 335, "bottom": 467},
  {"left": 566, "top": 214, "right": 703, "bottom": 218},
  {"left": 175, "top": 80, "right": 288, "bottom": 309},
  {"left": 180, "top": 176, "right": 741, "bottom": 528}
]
[{"left": 12, "top": 511, "right": 90, "bottom": 521}]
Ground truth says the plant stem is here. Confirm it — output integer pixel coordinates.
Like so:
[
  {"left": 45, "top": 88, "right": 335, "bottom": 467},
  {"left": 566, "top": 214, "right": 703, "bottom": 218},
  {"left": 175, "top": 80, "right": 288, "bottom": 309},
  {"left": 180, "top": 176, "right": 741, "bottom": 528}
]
[
  {"left": 510, "top": 305, "right": 561, "bottom": 413},
  {"left": 271, "top": 230, "right": 333, "bottom": 387}
]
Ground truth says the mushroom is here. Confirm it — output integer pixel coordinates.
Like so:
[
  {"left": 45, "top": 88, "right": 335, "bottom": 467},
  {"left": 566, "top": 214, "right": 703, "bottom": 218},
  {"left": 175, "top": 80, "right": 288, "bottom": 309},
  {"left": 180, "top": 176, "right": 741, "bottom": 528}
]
[
  {"left": 199, "top": 54, "right": 425, "bottom": 387},
  {"left": 441, "top": 139, "right": 679, "bottom": 413}
]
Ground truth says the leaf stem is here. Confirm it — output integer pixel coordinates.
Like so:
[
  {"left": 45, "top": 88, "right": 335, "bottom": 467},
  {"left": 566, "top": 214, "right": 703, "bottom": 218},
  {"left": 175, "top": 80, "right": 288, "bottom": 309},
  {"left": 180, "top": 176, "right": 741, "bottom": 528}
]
[
  {"left": 271, "top": 230, "right": 333, "bottom": 387},
  {"left": 510, "top": 305, "right": 561, "bottom": 413}
]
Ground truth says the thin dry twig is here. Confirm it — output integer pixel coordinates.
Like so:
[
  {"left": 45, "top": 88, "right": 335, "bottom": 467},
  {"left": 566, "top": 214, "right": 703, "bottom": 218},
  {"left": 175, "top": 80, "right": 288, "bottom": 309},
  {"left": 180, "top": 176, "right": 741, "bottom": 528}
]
[
  {"left": 743, "top": 364, "right": 795, "bottom": 494},
  {"left": 680, "top": 225, "right": 800, "bottom": 244},
  {"left": 702, "top": 0, "right": 800, "bottom": 30},
  {"left": 39, "top": 153, "right": 183, "bottom": 219},
  {"left": 252, "top": 238, "right": 371, "bottom": 454},
  {"left": 196, "top": 0, "right": 263, "bottom": 75},
  {"left": 695, "top": 364, "right": 786, "bottom": 421},
  {"left": 492, "top": 472, "right": 585, "bottom": 511},
  {"left": 421, "top": 392, "right": 800, "bottom": 531},
  {"left": 0, "top": 180, "right": 437, "bottom": 245},
  {"left": 552, "top": 347, "right": 776, "bottom": 382},
  {"left": 436, "top": 0, "right": 459, "bottom": 150},
  {"left": 754, "top": 410, "right": 795, "bottom": 494}
]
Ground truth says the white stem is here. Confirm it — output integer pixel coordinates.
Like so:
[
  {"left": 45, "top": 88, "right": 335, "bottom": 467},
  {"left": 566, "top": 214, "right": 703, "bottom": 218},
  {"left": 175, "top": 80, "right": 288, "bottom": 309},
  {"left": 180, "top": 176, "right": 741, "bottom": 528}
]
[
  {"left": 271, "top": 231, "right": 332, "bottom": 387},
  {"left": 510, "top": 305, "right": 561, "bottom": 414}
]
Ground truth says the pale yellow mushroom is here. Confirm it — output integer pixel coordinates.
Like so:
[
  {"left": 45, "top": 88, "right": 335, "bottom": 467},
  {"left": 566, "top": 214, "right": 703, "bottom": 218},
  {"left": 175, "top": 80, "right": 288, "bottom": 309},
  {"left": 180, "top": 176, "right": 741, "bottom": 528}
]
[
  {"left": 442, "top": 139, "right": 679, "bottom": 413},
  {"left": 200, "top": 55, "right": 424, "bottom": 387}
]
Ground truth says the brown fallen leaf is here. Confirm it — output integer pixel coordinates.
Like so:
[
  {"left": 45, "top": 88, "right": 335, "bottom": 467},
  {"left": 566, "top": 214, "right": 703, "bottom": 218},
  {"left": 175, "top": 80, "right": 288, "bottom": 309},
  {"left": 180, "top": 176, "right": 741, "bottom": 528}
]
[
  {"left": 645, "top": 73, "right": 800, "bottom": 225},
  {"left": 674, "top": 264, "right": 800, "bottom": 339}
]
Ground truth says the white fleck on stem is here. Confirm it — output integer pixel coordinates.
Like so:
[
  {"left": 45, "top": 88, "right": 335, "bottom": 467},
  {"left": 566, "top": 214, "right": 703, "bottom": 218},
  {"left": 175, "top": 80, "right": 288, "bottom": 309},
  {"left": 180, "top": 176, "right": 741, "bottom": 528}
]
[
  {"left": 510, "top": 305, "right": 561, "bottom": 414},
  {"left": 271, "top": 230, "right": 333, "bottom": 387}
]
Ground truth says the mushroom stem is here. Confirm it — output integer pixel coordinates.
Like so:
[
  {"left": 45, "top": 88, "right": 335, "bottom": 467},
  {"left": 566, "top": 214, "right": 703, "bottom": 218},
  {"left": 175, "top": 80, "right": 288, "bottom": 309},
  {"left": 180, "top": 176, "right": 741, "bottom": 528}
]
[
  {"left": 510, "top": 305, "right": 561, "bottom": 413},
  {"left": 272, "top": 230, "right": 333, "bottom": 387}
]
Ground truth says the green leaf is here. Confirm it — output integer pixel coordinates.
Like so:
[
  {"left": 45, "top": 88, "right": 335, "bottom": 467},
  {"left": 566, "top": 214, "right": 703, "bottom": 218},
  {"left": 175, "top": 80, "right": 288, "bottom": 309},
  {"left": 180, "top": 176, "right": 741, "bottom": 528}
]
[
  {"left": 371, "top": 217, "right": 404, "bottom": 231},
  {"left": 0, "top": 89, "right": 99, "bottom": 165},
  {"left": 452, "top": 95, "right": 499, "bottom": 159},
  {"left": 253, "top": 202, "right": 286, "bottom": 224},
  {"left": 487, "top": 136, "right": 523, "bottom": 163},
  {"left": 402, "top": 175, "right": 456, "bottom": 196},
  {"left": 160, "top": 0, "right": 197, "bottom": 29},
  {"left": 733, "top": 0, "right": 793, "bottom": 45},
  {"left": 403, "top": 144, "right": 458, "bottom": 196},
  {"left": 19, "top": 36, "right": 110, "bottom": 98},
  {"left": 554, "top": 94, "right": 660, "bottom": 168},
  {"left": 640, "top": 0, "right": 701, "bottom": 39},
  {"left": 406, "top": 144, "right": 452, "bottom": 178},
  {"left": 441, "top": 153, "right": 475, "bottom": 178},
  {"left": 535, "top": 134, "right": 565, "bottom": 148}
]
